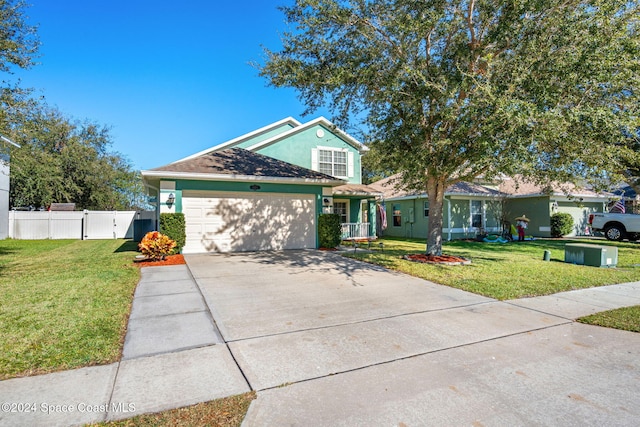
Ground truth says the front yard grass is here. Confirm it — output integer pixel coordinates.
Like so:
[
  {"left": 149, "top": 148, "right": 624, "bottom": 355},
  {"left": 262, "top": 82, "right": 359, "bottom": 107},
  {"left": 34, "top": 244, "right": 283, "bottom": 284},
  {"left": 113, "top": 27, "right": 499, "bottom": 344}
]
[
  {"left": 577, "top": 306, "right": 640, "bottom": 332},
  {"left": 0, "top": 239, "right": 140, "bottom": 380},
  {"left": 343, "top": 237, "right": 640, "bottom": 300},
  {"left": 92, "top": 392, "right": 256, "bottom": 427}
]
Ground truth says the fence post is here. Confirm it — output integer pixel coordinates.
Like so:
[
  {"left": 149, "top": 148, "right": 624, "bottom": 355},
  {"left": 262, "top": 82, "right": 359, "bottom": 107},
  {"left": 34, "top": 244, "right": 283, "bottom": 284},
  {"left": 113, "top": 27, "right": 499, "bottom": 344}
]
[
  {"left": 48, "top": 210, "right": 52, "bottom": 239},
  {"left": 83, "top": 210, "right": 88, "bottom": 240}
]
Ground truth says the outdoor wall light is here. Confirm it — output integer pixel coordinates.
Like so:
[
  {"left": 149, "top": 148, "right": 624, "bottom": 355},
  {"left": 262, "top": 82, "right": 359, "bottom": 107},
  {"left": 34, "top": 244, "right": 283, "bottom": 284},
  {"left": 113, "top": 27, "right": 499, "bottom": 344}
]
[{"left": 166, "top": 193, "right": 175, "bottom": 206}]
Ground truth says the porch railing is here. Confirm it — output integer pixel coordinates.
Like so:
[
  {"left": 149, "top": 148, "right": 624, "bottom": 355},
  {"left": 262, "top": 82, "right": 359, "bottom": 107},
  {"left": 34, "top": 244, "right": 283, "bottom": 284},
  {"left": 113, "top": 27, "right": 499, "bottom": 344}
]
[{"left": 341, "top": 223, "right": 372, "bottom": 240}]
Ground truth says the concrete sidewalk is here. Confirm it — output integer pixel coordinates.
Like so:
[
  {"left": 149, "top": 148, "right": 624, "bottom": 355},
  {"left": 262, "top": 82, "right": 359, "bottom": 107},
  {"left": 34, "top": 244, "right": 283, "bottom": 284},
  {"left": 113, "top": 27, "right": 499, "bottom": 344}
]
[
  {"left": 0, "top": 264, "right": 250, "bottom": 427},
  {"left": 0, "top": 254, "right": 639, "bottom": 427},
  {"left": 508, "top": 281, "right": 640, "bottom": 318}
]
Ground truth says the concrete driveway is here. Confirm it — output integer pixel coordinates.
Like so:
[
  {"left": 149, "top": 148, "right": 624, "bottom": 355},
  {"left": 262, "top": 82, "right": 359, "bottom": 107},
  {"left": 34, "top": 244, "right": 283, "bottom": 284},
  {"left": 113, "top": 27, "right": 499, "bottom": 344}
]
[{"left": 185, "top": 250, "right": 640, "bottom": 426}]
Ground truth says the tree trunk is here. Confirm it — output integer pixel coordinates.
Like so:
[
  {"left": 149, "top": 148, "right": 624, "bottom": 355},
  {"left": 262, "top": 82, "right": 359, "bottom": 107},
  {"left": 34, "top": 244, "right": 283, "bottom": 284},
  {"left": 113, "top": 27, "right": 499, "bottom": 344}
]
[{"left": 426, "top": 176, "right": 447, "bottom": 256}]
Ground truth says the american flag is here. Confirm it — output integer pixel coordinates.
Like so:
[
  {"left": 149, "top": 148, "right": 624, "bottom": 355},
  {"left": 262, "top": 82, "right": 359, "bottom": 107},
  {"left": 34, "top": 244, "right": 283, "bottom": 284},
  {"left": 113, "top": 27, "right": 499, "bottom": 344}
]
[{"left": 612, "top": 198, "right": 626, "bottom": 213}]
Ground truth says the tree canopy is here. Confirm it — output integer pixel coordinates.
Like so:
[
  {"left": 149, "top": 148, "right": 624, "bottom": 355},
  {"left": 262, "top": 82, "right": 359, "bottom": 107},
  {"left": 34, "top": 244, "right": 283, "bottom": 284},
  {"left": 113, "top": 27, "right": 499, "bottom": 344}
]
[
  {"left": 0, "top": 0, "right": 39, "bottom": 128},
  {"left": 8, "top": 104, "right": 146, "bottom": 210},
  {"left": 0, "top": 0, "right": 38, "bottom": 73},
  {"left": 260, "top": 0, "right": 640, "bottom": 254}
]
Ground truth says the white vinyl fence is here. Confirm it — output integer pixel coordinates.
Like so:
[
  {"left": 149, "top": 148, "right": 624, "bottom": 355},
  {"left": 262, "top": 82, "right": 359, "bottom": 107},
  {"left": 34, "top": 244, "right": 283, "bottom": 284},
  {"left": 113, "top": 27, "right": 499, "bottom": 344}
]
[{"left": 8, "top": 210, "right": 156, "bottom": 240}]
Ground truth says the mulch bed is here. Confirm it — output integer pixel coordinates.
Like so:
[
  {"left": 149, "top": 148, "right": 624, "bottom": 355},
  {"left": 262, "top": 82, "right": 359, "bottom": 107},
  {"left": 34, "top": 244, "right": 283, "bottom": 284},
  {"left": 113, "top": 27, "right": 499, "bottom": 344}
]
[
  {"left": 134, "top": 254, "right": 186, "bottom": 267},
  {"left": 404, "top": 253, "right": 471, "bottom": 265}
]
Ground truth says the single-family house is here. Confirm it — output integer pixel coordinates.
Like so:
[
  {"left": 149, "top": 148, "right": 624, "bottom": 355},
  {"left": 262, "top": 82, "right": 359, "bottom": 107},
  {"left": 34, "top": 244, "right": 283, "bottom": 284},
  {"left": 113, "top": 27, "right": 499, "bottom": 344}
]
[
  {"left": 369, "top": 174, "right": 504, "bottom": 240},
  {"left": 141, "top": 117, "right": 381, "bottom": 253},
  {"left": 0, "top": 135, "right": 19, "bottom": 239},
  {"left": 499, "top": 176, "right": 611, "bottom": 237},
  {"left": 371, "top": 173, "right": 611, "bottom": 240}
]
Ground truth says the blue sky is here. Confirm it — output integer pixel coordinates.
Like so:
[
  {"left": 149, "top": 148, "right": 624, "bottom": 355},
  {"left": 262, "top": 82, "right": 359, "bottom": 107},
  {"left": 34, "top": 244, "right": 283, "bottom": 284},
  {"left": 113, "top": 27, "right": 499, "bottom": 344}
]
[{"left": 11, "top": 1, "right": 331, "bottom": 170}]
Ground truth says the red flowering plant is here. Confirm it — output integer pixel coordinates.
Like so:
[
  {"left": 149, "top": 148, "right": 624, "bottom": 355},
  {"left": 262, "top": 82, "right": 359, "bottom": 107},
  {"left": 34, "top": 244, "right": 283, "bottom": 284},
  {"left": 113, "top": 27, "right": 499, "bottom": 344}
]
[{"left": 138, "top": 231, "right": 177, "bottom": 261}]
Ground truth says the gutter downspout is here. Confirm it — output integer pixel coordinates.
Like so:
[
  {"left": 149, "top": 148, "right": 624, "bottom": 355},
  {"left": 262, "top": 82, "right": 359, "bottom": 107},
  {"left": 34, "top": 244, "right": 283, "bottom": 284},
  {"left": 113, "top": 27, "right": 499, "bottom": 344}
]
[
  {"left": 412, "top": 198, "right": 416, "bottom": 239},
  {"left": 446, "top": 197, "right": 452, "bottom": 241}
]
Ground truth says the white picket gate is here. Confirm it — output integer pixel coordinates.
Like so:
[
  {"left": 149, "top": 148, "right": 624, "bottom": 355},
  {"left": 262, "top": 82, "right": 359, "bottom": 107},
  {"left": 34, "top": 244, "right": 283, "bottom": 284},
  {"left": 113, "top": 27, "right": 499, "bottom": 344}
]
[{"left": 8, "top": 210, "right": 155, "bottom": 240}]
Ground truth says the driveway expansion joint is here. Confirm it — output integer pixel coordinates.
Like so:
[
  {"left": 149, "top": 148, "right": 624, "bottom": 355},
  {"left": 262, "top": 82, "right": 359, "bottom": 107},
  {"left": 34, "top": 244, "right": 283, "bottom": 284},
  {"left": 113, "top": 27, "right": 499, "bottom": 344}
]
[
  {"left": 252, "top": 321, "right": 575, "bottom": 393},
  {"left": 224, "top": 300, "right": 498, "bottom": 344},
  {"left": 504, "top": 301, "right": 576, "bottom": 321}
]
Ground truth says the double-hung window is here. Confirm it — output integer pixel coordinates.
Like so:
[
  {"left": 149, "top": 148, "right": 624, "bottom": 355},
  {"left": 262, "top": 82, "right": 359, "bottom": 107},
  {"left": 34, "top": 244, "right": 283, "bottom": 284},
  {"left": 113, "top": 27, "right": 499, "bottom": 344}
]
[
  {"left": 333, "top": 201, "right": 348, "bottom": 223},
  {"left": 471, "top": 200, "right": 483, "bottom": 228},
  {"left": 392, "top": 204, "right": 402, "bottom": 227},
  {"left": 319, "top": 149, "right": 347, "bottom": 177}
]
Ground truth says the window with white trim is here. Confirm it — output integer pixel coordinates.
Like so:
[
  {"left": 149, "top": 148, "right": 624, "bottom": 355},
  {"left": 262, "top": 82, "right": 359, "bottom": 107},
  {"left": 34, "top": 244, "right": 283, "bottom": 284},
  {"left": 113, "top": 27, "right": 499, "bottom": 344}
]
[
  {"left": 424, "top": 201, "right": 429, "bottom": 217},
  {"left": 319, "top": 149, "right": 347, "bottom": 177},
  {"left": 471, "top": 200, "right": 483, "bottom": 228},
  {"left": 392, "top": 204, "right": 402, "bottom": 227},
  {"left": 333, "top": 201, "right": 348, "bottom": 223}
]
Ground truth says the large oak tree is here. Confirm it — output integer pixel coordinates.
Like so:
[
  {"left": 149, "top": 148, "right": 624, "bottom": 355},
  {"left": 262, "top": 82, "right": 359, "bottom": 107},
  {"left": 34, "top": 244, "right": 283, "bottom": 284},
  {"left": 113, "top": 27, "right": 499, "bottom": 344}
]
[{"left": 259, "top": 0, "right": 640, "bottom": 255}]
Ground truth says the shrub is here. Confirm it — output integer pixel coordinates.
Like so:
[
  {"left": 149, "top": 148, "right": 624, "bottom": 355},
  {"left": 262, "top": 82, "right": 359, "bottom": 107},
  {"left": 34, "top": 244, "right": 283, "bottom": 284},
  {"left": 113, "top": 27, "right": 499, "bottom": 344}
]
[
  {"left": 160, "top": 212, "right": 186, "bottom": 253},
  {"left": 318, "top": 214, "right": 342, "bottom": 248},
  {"left": 550, "top": 212, "right": 574, "bottom": 237},
  {"left": 138, "top": 231, "right": 177, "bottom": 261}
]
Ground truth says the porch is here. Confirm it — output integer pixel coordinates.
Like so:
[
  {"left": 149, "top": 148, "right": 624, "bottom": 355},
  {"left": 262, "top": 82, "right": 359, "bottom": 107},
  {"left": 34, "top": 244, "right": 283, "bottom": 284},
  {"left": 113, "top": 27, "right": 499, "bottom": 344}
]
[{"left": 341, "top": 222, "right": 375, "bottom": 240}]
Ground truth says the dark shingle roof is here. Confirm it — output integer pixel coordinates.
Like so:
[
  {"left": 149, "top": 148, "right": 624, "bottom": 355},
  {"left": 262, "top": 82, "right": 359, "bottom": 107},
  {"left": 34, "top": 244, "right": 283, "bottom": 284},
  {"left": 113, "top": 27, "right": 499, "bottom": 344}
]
[{"left": 150, "top": 148, "right": 339, "bottom": 181}]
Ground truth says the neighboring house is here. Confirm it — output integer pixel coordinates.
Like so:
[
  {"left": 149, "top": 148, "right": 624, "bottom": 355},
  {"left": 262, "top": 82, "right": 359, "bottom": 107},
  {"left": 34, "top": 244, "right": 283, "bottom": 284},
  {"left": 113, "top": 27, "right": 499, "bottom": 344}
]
[
  {"left": 371, "top": 174, "right": 611, "bottom": 240},
  {"left": 499, "top": 176, "right": 611, "bottom": 237},
  {"left": 141, "top": 117, "right": 381, "bottom": 253},
  {"left": 369, "top": 174, "right": 503, "bottom": 240},
  {"left": 0, "top": 135, "right": 19, "bottom": 239}
]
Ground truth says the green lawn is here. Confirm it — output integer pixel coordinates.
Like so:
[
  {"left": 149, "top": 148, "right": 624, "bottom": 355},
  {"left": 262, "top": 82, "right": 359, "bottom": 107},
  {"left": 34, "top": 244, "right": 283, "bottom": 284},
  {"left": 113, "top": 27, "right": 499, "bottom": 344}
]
[
  {"left": 343, "top": 237, "right": 640, "bottom": 300},
  {"left": 0, "top": 239, "right": 140, "bottom": 380},
  {"left": 578, "top": 306, "right": 640, "bottom": 332}
]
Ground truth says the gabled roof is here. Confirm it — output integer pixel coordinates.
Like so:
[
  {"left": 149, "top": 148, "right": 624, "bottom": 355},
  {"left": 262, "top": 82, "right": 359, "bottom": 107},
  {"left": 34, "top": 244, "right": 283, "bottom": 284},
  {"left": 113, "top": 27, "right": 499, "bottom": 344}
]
[
  {"left": 142, "top": 148, "right": 344, "bottom": 186},
  {"left": 245, "top": 117, "right": 368, "bottom": 154},
  {"left": 498, "top": 175, "right": 610, "bottom": 199},
  {"left": 369, "top": 174, "right": 502, "bottom": 200},
  {"left": 175, "top": 117, "right": 302, "bottom": 163},
  {"left": 174, "top": 117, "right": 367, "bottom": 165}
]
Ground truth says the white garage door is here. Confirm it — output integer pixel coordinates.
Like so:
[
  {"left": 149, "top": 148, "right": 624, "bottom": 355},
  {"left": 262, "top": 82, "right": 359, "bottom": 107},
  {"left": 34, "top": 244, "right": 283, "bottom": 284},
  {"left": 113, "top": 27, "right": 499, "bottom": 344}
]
[{"left": 182, "top": 191, "right": 316, "bottom": 253}]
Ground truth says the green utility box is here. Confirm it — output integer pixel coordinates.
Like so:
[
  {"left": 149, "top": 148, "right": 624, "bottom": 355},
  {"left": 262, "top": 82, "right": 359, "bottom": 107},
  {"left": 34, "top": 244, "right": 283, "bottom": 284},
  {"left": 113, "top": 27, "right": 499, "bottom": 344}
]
[{"left": 564, "top": 243, "right": 618, "bottom": 268}]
